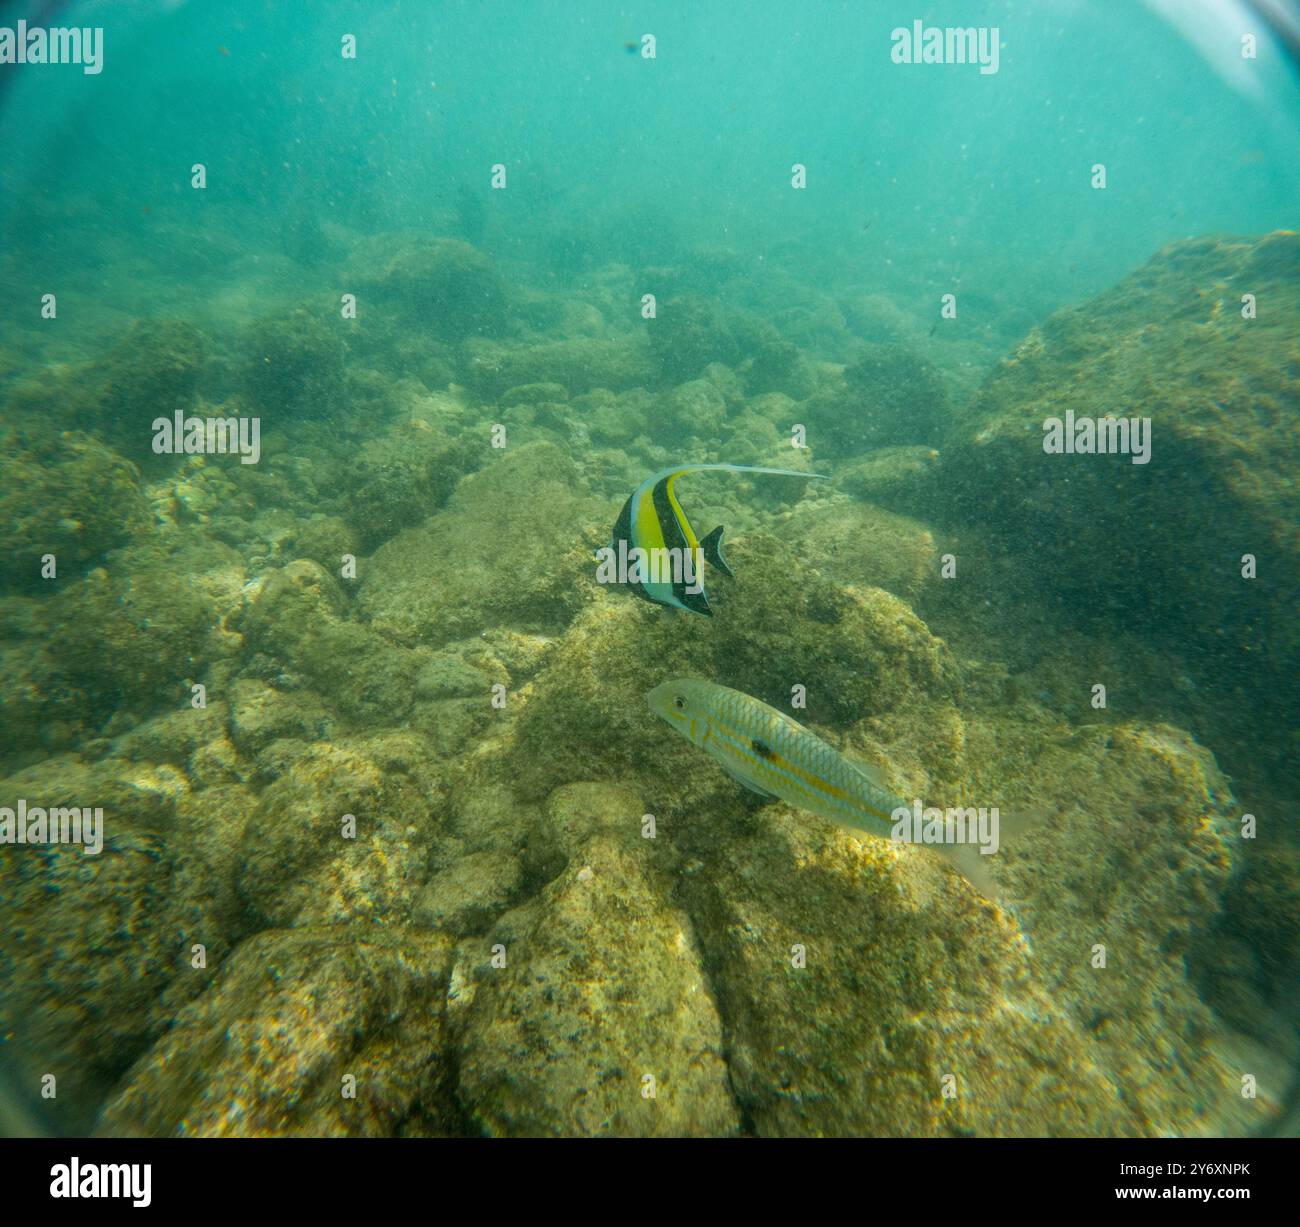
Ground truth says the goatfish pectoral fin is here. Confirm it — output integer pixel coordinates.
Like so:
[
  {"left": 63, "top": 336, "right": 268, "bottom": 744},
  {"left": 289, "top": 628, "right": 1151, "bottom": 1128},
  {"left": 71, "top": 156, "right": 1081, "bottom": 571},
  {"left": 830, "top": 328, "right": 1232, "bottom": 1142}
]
[
  {"left": 699, "top": 525, "right": 732, "bottom": 576},
  {"left": 720, "top": 761, "right": 778, "bottom": 797}
]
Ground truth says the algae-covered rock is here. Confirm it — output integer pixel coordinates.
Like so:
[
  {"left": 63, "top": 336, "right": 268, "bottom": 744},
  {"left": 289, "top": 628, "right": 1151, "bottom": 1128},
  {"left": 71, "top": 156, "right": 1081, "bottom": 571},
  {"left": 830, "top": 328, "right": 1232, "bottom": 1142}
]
[
  {"left": 45, "top": 546, "right": 215, "bottom": 719},
  {"left": 0, "top": 428, "right": 151, "bottom": 590},
  {"left": 0, "top": 637, "right": 83, "bottom": 755},
  {"left": 538, "top": 781, "right": 648, "bottom": 861},
  {"left": 994, "top": 722, "right": 1240, "bottom": 1134},
  {"left": 97, "top": 926, "right": 459, "bottom": 1137},
  {"left": 74, "top": 319, "right": 205, "bottom": 465},
  {"left": 228, "top": 678, "right": 337, "bottom": 755},
  {"left": 455, "top": 833, "right": 740, "bottom": 1137},
  {"left": 786, "top": 496, "right": 939, "bottom": 603},
  {"left": 239, "top": 559, "right": 428, "bottom": 724},
  {"left": 737, "top": 320, "right": 810, "bottom": 398},
  {"left": 414, "top": 849, "right": 523, "bottom": 935},
  {"left": 799, "top": 342, "right": 950, "bottom": 458},
  {"left": 647, "top": 294, "right": 741, "bottom": 384},
  {"left": 501, "top": 381, "right": 568, "bottom": 407},
  {"left": 0, "top": 756, "right": 188, "bottom": 1130},
  {"left": 241, "top": 306, "right": 347, "bottom": 421},
  {"left": 341, "top": 419, "right": 482, "bottom": 551},
  {"left": 833, "top": 445, "right": 941, "bottom": 517},
  {"left": 363, "top": 237, "right": 508, "bottom": 341},
  {"left": 938, "top": 232, "right": 1300, "bottom": 784},
  {"left": 285, "top": 514, "right": 361, "bottom": 571},
  {"left": 659, "top": 378, "right": 728, "bottom": 444},
  {"left": 414, "top": 639, "right": 509, "bottom": 700},
  {"left": 722, "top": 404, "right": 786, "bottom": 465},
  {"left": 237, "top": 737, "right": 442, "bottom": 928},
  {"left": 504, "top": 532, "right": 956, "bottom": 801},
  {"left": 108, "top": 701, "right": 230, "bottom": 768},
  {"left": 460, "top": 335, "right": 655, "bottom": 399},
  {"left": 357, "top": 442, "right": 601, "bottom": 646},
  {"left": 673, "top": 804, "right": 1129, "bottom": 1136}
]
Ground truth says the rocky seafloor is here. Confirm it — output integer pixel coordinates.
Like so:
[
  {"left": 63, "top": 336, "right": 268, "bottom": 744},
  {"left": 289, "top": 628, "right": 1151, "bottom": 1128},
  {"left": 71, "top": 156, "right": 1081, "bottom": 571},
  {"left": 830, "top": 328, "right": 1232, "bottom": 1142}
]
[{"left": 0, "top": 230, "right": 1296, "bottom": 1137}]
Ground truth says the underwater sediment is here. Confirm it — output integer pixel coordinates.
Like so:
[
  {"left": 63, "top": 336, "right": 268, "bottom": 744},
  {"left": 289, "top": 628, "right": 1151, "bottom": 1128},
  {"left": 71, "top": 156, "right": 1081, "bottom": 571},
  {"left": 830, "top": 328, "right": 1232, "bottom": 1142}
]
[{"left": 0, "top": 229, "right": 1295, "bottom": 1138}]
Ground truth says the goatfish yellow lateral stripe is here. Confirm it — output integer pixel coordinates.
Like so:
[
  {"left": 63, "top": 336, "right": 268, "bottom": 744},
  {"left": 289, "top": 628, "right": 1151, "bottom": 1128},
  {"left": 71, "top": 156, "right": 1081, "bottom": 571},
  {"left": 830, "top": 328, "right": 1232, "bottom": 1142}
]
[
  {"left": 648, "top": 678, "right": 1021, "bottom": 900},
  {"left": 608, "top": 464, "right": 825, "bottom": 616}
]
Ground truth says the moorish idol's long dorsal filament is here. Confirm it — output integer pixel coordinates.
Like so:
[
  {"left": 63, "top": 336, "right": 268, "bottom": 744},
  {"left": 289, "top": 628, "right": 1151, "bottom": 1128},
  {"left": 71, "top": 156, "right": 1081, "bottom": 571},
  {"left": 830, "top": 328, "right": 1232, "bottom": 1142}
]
[{"left": 609, "top": 464, "right": 826, "bottom": 616}]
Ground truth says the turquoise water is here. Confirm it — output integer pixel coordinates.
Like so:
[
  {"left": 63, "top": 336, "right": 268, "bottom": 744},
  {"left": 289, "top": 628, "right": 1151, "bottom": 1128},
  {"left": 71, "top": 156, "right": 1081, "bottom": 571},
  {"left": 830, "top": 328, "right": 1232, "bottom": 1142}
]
[
  {"left": 0, "top": 2, "right": 1297, "bottom": 1138},
  {"left": 4, "top": 2, "right": 1297, "bottom": 344}
]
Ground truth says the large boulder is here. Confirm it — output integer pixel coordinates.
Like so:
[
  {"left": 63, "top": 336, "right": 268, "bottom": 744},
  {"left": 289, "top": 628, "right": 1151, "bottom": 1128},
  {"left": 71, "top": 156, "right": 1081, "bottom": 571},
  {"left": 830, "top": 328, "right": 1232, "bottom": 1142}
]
[
  {"left": 98, "top": 926, "right": 459, "bottom": 1137},
  {"left": 357, "top": 442, "right": 601, "bottom": 647},
  {"left": 938, "top": 232, "right": 1299, "bottom": 785},
  {"left": 0, "top": 429, "right": 150, "bottom": 591},
  {"left": 454, "top": 826, "right": 740, "bottom": 1137}
]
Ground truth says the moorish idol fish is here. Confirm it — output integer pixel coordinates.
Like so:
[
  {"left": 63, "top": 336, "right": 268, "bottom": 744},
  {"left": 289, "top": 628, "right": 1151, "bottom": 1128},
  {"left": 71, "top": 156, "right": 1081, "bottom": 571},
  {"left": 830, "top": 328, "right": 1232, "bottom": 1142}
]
[{"left": 607, "top": 464, "right": 826, "bottom": 616}]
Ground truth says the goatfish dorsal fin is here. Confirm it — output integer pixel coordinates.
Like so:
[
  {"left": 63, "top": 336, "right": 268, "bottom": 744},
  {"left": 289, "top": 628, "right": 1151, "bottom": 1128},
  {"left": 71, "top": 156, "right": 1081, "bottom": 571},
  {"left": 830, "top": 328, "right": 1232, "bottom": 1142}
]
[{"left": 609, "top": 464, "right": 826, "bottom": 616}]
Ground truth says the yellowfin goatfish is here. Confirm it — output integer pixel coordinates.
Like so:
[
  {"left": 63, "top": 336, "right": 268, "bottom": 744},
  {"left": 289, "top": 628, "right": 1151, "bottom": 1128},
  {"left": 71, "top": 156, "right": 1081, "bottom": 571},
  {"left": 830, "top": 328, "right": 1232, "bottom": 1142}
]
[
  {"left": 648, "top": 678, "right": 1024, "bottom": 900},
  {"left": 608, "top": 464, "right": 825, "bottom": 616}
]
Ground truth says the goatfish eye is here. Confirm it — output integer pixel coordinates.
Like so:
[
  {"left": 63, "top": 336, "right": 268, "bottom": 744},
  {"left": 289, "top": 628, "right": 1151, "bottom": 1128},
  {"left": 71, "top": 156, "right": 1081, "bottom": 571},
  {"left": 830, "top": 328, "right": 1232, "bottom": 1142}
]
[{"left": 674, "top": 696, "right": 686, "bottom": 710}]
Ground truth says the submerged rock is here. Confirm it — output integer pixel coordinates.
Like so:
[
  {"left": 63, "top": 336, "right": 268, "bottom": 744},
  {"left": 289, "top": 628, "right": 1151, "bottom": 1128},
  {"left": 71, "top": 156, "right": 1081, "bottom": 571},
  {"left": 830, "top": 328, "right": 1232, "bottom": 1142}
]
[
  {"left": 74, "top": 319, "right": 205, "bottom": 466},
  {"left": 361, "top": 237, "right": 508, "bottom": 341},
  {"left": 833, "top": 445, "right": 941, "bottom": 517},
  {"left": 98, "top": 926, "right": 459, "bottom": 1137},
  {"left": 455, "top": 833, "right": 740, "bottom": 1137},
  {"left": 676, "top": 805, "right": 1129, "bottom": 1136},
  {"left": 45, "top": 545, "right": 215, "bottom": 720},
  {"left": 413, "top": 849, "right": 523, "bottom": 936},
  {"left": 358, "top": 442, "right": 600, "bottom": 646},
  {"left": 939, "top": 232, "right": 1300, "bottom": 786},
  {"left": 340, "top": 419, "right": 481, "bottom": 552},
  {"left": 647, "top": 294, "right": 741, "bottom": 384},
  {"left": 239, "top": 559, "right": 429, "bottom": 725},
  {"left": 504, "top": 531, "right": 956, "bottom": 803},
  {"left": 228, "top": 678, "right": 337, "bottom": 755},
  {"left": 0, "top": 756, "right": 188, "bottom": 1130},
  {"left": 658, "top": 378, "right": 728, "bottom": 444},
  {"left": 0, "top": 429, "right": 150, "bottom": 591},
  {"left": 785, "top": 496, "right": 939, "bottom": 604},
  {"left": 460, "top": 335, "right": 655, "bottom": 399},
  {"left": 240, "top": 307, "right": 347, "bottom": 422},
  {"left": 799, "top": 342, "right": 951, "bottom": 458},
  {"left": 996, "top": 722, "right": 1240, "bottom": 1134},
  {"left": 236, "top": 736, "right": 442, "bottom": 929}
]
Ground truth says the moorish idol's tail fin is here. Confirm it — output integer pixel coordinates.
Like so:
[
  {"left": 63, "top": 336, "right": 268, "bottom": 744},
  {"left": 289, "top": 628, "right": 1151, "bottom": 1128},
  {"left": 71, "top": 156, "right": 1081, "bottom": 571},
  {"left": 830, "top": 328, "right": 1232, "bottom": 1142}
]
[{"left": 699, "top": 525, "right": 733, "bottom": 576}]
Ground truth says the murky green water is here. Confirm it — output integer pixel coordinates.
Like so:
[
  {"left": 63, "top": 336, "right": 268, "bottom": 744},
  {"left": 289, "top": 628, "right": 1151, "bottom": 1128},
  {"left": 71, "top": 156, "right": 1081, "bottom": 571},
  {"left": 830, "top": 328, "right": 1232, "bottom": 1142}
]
[{"left": 0, "top": 2, "right": 1296, "bottom": 1138}]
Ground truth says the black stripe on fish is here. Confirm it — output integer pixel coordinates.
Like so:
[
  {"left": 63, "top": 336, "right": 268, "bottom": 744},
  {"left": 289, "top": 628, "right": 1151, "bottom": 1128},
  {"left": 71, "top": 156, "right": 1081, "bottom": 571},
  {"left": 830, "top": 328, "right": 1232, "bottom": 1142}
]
[
  {"left": 751, "top": 737, "right": 775, "bottom": 760},
  {"left": 611, "top": 492, "right": 655, "bottom": 605},
  {"left": 652, "top": 475, "right": 712, "bottom": 616},
  {"left": 612, "top": 492, "right": 634, "bottom": 551}
]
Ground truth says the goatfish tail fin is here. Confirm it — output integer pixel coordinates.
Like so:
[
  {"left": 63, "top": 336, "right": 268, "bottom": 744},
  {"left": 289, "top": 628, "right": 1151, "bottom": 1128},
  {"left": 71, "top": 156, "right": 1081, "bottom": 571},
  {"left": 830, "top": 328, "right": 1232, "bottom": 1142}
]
[
  {"left": 934, "top": 804, "right": 1053, "bottom": 907},
  {"left": 699, "top": 525, "right": 732, "bottom": 576}
]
